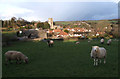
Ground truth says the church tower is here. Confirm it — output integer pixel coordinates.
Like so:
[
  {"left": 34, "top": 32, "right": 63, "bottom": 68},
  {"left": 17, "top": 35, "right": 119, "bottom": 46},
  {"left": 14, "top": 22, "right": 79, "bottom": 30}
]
[{"left": 48, "top": 18, "right": 54, "bottom": 29}]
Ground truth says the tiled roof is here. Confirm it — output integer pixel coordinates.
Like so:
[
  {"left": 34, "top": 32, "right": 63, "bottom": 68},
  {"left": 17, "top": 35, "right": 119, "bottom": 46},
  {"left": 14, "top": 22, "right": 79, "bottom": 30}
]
[
  {"left": 65, "top": 27, "right": 88, "bottom": 32},
  {"left": 53, "top": 29, "right": 62, "bottom": 32},
  {"left": 59, "top": 31, "right": 68, "bottom": 35},
  {"left": 48, "top": 30, "right": 53, "bottom": 33},
  {"left": 97, "top": 32, "right": 105, "bottom": 34}
]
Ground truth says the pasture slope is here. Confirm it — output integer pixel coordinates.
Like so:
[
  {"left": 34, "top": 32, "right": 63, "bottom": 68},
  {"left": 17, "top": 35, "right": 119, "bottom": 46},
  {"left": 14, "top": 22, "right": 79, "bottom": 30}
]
[{"left": 2, "top": 39, "right": 118, "bottom": 77}]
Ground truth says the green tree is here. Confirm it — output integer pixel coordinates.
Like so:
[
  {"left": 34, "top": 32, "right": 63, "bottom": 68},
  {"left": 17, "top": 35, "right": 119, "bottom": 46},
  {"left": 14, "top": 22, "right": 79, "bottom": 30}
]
[
  {"left": 64, "top": 29, "right": 69, "bottom": 33},
  {"left": 0, "top": 20, "right": 3, "bottom": 27},
  {"left": 37, "top": 22, "right": 44, "bottom": 28},
  {"left": 31, "top": 21, "right": 36, "bottom": 26},
  {"left": 11, "top": 17, "right": 17, "bottom": 30},
  {"left": 17, "top": 17, "right": 27, "bottom": 26},
  {"left": 43, "top": 22, "right": 50, "bottom": 29},
  {"left": 3, "top": 20, "right": 8, "bottom": 27},
  {"left": 63, "top": 26, "right": 66, "bottom": 28},
  {"left": 53, "top": 22, "right": 55, "bottom": 25}
]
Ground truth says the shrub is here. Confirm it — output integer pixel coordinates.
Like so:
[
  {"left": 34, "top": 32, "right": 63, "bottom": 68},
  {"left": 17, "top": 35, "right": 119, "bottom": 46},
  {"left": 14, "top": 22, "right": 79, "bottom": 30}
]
[{"left": 64, "top": 29, "right": 69, "bottom": 33}]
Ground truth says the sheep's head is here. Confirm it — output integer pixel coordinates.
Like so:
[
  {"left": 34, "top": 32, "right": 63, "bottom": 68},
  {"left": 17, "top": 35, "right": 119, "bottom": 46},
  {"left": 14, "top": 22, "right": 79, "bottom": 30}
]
[
  {"left": 50, "top": 40, "right": 54, "bottom": 44},
  {"left": 24, "top": 57, "right": 28, "bottom": 64},
  {"left": 92, "top": 46, "right": 99, "bottom": 52},
  {"left": 91, "top": 46, "right": 100, "bottom": 58}
]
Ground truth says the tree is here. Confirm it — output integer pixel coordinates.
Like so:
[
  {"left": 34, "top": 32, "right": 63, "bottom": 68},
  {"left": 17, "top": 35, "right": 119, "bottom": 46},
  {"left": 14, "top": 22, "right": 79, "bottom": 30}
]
[
  {"left": 31, "top": 21, "right": 36, "bottom": 26},
  {"left": 37, "top": 22, "right": 44, "bottom": 28},
  {"left": 64, "top": 29, "right": 69, "bottom": 33},
  {"left": 63, "top": 26, "right": 66, "bottom": 28},
  {"left": 3, "top": 20, "right": 8, "bottom": 27},
  {"left": 11, "top": 17, "right": 17, "bottom": 30},
  {"left": 1, "top": 20, "right": 4, "bottom": 27},
  {"left": 17, "top": 17, "right": 27, "bottom": 26},
  {"left": 43, "top": 22, "right": 50, "bottom": 29},
  {"left": 53, "top": 22, "right": 55, "bottom": 25},
  {"left": 73, "top": 25, "right": 78, "bottom": 28}
]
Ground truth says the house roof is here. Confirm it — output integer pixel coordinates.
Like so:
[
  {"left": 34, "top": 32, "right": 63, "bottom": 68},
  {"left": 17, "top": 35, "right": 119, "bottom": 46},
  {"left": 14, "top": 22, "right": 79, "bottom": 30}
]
[
  {"left": 48, "top": 29, "right": 62, "bottom": 33},
  {"left": 48, "top": 30, "right": 53, "bottom": 33},
  {"left": 65, "top": 27, "right": 88, "bottom": 32},
  {"left": 53, "top": 29, "right": 62, "bottom": 32},
  {"left": 97, "top": 32, "right": 105, "bottom": 34},
  {"left": 59, "top": 31, "right": 68, "bottom": 35}
]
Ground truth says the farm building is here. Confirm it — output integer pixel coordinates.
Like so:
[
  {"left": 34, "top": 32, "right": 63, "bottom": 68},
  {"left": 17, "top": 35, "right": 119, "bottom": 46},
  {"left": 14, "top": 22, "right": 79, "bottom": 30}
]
[{"left": 21, "top": 29, "right": 47, "bottom": 39}]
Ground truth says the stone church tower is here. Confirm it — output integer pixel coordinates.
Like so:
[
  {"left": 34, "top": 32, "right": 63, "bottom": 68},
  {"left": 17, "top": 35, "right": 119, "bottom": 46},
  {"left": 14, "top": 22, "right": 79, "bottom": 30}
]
[{"left": 48, "top": 18, "right": 54, "bottom": 29}]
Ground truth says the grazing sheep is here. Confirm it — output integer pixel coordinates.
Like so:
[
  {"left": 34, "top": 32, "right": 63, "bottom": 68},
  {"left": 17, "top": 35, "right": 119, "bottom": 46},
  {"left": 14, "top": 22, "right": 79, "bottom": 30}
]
[
  {"left": 114, "top": 39, "right": 119, "bottom": 42},
  {"left": 90, "top": 46, "right": 107, "bottom": 66},
  {"left": 75, "top": 41, "right": 80, "bottom": 44},
  {"left": 107, "top": 39, "right": 112, "bottom": 45},
  {"left": 5, "top": 51, "right": 28, "bottom": 65},
  {"left": 88, "top": 40, "right": 91, "bottom": 42},
  {"left": 100, "top": 38, "right": 104, "bottom": 44},
  {"left": 47, "top": 40, "right": 54, "bottom": 47}
]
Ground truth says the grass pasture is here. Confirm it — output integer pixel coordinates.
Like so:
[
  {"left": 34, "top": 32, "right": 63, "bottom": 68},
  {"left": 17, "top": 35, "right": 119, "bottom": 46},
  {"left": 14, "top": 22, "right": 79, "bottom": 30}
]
[{"left": 2, "top": 39, "right": 118, "bottom": 77}]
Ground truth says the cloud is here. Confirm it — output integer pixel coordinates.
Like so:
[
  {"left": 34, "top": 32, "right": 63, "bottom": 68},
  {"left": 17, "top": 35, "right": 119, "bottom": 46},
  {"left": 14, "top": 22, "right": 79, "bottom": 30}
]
[
  {"left": 0, "top": 2, "right": 118, "bottom": 21},
  {"left": 1, "top": 0, "right": 119, "bottom": 3},
  {"left": 0, "top": 4, "right": 34, "bottom": 20}
]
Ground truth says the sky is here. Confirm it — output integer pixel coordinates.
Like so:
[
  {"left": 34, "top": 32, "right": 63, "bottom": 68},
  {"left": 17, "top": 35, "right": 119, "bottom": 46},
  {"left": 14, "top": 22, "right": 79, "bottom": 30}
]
[{"left": 0, "top": 0, "right": 119, "bottom": 22}]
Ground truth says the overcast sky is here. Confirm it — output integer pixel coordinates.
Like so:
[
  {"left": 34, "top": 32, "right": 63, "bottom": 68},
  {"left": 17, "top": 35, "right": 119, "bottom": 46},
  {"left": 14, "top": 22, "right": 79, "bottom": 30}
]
[{"left": 0, "top": 0, "right": 119, "bottom": 22}]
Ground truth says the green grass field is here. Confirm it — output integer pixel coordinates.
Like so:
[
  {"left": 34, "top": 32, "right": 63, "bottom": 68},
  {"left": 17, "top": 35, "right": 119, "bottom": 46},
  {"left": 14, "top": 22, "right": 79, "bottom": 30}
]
[{"left": 2, "top": 39, "right": 118, "bottom": 77}]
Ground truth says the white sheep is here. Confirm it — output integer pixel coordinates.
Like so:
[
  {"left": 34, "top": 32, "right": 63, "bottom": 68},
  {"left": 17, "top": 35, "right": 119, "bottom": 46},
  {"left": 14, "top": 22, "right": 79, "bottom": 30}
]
[
  {"left": 88, "top": 40, "right": 91, "bottom": 42},
  {"left": 107, "top": 39, "right": 112, "bottom": 45},
  {"left": 5, "top": 50, "right": 28, "bottom": 65},
  {"left": 114, "top": 39, "right": 119, "bottom": 41},
  {"left": 90, "top": 46, "right": 107, "bottom": 66},
  {"left": 75, "top": 41, "right": 80, "bottom": 44},
  {"left": 47, "top": 40, "right": 54, "bottom": 47},
  {"left": 100, "top": 38, "right": 104, "bottom": 44}
]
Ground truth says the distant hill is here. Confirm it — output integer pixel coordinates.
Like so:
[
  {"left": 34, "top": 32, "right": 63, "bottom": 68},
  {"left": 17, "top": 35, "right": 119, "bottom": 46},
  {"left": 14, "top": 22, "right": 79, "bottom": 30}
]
[{"left": 55, "top": 19, "right": 118, "bottom": 27}]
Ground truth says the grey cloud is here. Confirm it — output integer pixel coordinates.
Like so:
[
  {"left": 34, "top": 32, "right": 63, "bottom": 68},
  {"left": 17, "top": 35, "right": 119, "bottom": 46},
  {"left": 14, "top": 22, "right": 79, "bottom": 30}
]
[{"left": 0, "top": 2, "right": 118, "bottom": 21}]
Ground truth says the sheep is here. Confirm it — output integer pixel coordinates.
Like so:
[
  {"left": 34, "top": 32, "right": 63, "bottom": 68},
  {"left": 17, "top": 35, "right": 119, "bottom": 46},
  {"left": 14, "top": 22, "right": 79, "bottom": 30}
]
[
  {"left": 5, "top": 51, "right": 28, "bottom": 65},
  {"left": 47, "top": 40, "right": 54, "bottom": 47},
  {"left": 107, "top": 39, "right": 112, "bottom": 45},
  {"left": 90, "top": 46, "right": 107, "bottom": 66},
  {"left": 88, "top": 40, "right": 91, "bottom": 42},
  {"left": 100, "top": 38, "right": 104, "bottom": 44},
  {"left": 114, "top": 39, "right": 119, "bottom": 41},
  {"left": 75, "top": 41, "right": 80, "bottom": 44}
]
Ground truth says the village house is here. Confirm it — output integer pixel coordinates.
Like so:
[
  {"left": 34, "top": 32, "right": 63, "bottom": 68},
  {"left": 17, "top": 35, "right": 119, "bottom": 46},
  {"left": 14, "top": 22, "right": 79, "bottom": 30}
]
[
  {"left": 57, "top": 31, "right": 69, "bottom": 38},
  {"left": 47, "top": 29, "right": 69, "bottom": 39},
  {"left": 96, "top": 32, "right": 105, "bottom": 36},
  {"left": 47, "top": 27, "right": 91, "bottom": 39},
  {"left": 73, "top": 22, "right": 81, "bottom": 26},
  {"left": 64, "top": 27, "right": 90, "bottom": 38},
  {"left": 47, "top": 18, "right": 92, "bottom": 39}
]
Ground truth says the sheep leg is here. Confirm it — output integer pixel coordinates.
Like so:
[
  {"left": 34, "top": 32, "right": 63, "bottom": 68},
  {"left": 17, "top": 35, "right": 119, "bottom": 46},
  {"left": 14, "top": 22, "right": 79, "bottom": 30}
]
[
  {"left": 99, "top": 59, "right": 101, "bottom": 64},
  {"left": 51, "top": 44, "right": 53, "bottom": 47},
  {"left": 16, "top": 58, "right": 20, "bottom": 64},
  {"left": 94, "top": 59, "right": 96, "bottom": 66},
  {"left": 9, "top": 59, "right": 12, "bottom": 64},
  {"left": 98, "top": 59, "right": 101, "bottom": 64},
  {"left": 19, "top": 59, "right": 22, "bottom": 64},
  {"left": 96, "top": 59, "right": 98, "bottom": 66},
  {"left": 104, "top": 57, "right": 106, "bottom": 64},
  {"left": 48, "top": 44, "right": 50, "bottom": 47},
  {"left": 16, "top": 59, "right": 19, "bottom": 64},
  {"left": 5, "top": 58, "right": 9, "bottom": 65}
]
